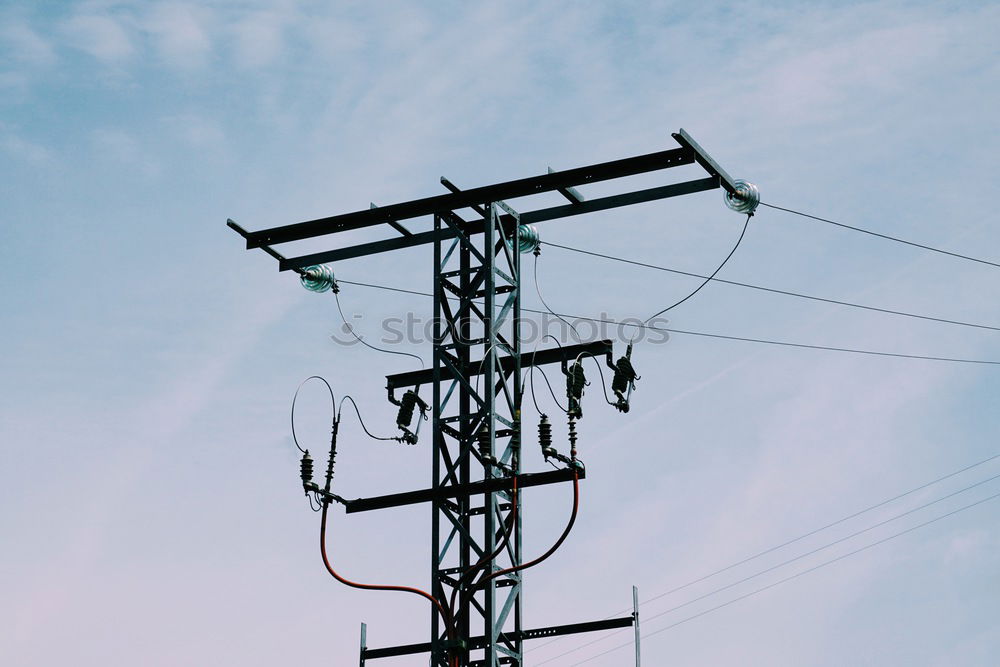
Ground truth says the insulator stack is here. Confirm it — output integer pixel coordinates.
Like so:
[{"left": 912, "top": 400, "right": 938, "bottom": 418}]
[
  {"left": 567, "top": 416, "right": 578, "bottom": 461},
  {"left": 477, "top": 427, "right": 495, "bottom": 465},
  {"left": 538, "top": 414, "right": 554, "bottom": 459},
  {"left": 324, "top": 444, "right": 337, "bottom": 489},
  {"left": 300, "top": 451, "right": 314, "bottom": 492}
]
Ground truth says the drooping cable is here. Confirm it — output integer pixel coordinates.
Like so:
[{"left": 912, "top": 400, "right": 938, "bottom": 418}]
[
  {"left": 534, "top": 251, "right": 582, "bottom": 343},
  {"left": 291, "top": 375, "right": 337, "bottom": 454},
  {"left": 319, "top": 503, "right": 455, "bottom": 645},
  {"left": 476, "top": 470, "right": 580, "bottom": 588},
  {"left": 760, "top": 201, "right": 1000, "bottom": 270},
  {"left": 528, "top": 335, "right": 570, "bottom": 415},
  {"left": 448, "top": 477, "right": 519, "bottom": 629},
  {"left": 338, "top": 395, "right": 399, "bottom": 442},
  {"left": 642, "top": 212, "right": 752, "bottom": 324},
  {"left": 577, "top": 352, "right": 617, "bottom": 407},
  {"left": 541, "top": 241, "right": 1000, "bottom": 333},
  {"left": 334, "top": 289, "right": 425, "bottom": 368},
  {"left": 315, "top": 394, "right": 457, "bottom": 666}
]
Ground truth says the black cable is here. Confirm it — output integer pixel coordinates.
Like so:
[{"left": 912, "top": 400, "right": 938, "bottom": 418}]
[
  {"left": 334, "top": 289, "right": 425, "bottom": 368},
  {"left": 576, "top": 352, "right": 617, "bottom": 407},
  {"left": 338, "top": 395, "right": 398, "bottom": 442},
  {"left": 760, "top": 202, "right": 1000, "bottom": 270},
  {"left": 542, "top": 242, "right": 1000, "bottom": 333},
  {"left": 534, "top": 252, "right": 583, "bottom": 342},
  {"left": 291, "top": 376, "right": 336, "bottom": 454},
  {"left": 528, "top": 335, "right": 570, "bottom": 415},
  {"left": 533, "top": 365, "right": 569, "bottom": 415},
  {"left": 334, "top": 279, "right": 1000, "bottom": 366},
  {"left": 562, "top": 489, "right": 1000, "bottom": 666},
  {"left": 644, "top": 212, "right": 752, "bottom": 323}
]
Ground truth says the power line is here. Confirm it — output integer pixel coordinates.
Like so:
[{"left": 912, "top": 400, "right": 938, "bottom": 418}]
[
  {"left": 564, "top": 489, "right": 1000, "bottom": 666},
  {"left": 760, "top": 202, "right": 1000, "bottom": 270},
  {"left": 537, "top": 472, "right": 1000, "bottom": 665},
  {"left": 540, "top": 241, "right": 1000, "bottom": 333},
  {"left": 528, "top": 450, "right": 1000, "bottom": 654},
  {"left": 336, "top": 279, "right": 1000, "bottom": 366}
]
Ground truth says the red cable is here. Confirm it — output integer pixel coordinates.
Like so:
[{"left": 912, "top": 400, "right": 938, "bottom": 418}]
[
  {"left": 320, "top": 503, "right": 459, "bottom": 666},
  {"left": 478, "top": 470, "right": 579, "bottom": 587},
  {"left": 448, "top": 476, "right": 519, "bottom": 624}
]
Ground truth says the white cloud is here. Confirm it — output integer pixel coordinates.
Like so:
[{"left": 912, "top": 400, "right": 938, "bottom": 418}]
[
  {"left": 0, "top": 124, "right": 52, "bottom": 164},
  {"left": 90, "top": 128, "right": 159, "bottom": 176},
  {"left": 230, "top": 9, "right": 288, "bottom": 68},
  {"left": 61, "top": 12, "right": 134, "bottom": 64},
  {"left": 0, "top": 20, "right": 56, "bottom": 65},
  {"left": 142, "top": 3, "right": 212, "bottom": 69}
]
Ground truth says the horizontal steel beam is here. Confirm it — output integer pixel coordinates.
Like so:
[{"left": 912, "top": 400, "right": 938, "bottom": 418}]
[
  {"left": 344, "top": 467, "right": 584, "bottom": 514},
  {"left": 246, "top": 145, "right": 694, "bottom": 248},
  {"left": 362, "top": 616, "right": 634, "bottom": 659},
  {"left": 673, "top": 128, "right": 737, "bottom": 194},
  {"left": 386, "top": 339, "right": 614, "bottom": 390},
  {"left": 278, "top": 177, "right": 717, "bottom": 270}
]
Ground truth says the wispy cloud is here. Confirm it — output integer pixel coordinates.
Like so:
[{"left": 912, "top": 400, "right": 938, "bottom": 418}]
[
  {"left": 141, "top": 3, "right": 212, "bottom": 69},
  {"left": 0, "top": 19, "right": 56, "bottom": 66},
  {"left": 61, "top": 11, "right": 134, "bottom": 64}
]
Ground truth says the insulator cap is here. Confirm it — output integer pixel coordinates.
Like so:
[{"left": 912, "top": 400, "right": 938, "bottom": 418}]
[
  {"left": 300, "top": 264, "right": 338, "bottom": 293},
  {"left": 724, "top": 180, "right": 760, "bottom": 215}
]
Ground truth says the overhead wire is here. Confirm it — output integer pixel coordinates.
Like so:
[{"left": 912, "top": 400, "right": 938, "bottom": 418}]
[
  {"left": 540, "top": 474, "right": 1000, "bottom": 663},
  {"left": 336, "top": 278, "right": 1000, "bottom": 366},
  {"left": 529, "top": 449, "right": 1000, "bottom": 655},
  {"left": 560, "top": 489, "right": 1000, "bottom": 666},
  {"left": 760, "top": 202, "right": 1000, "bottom": 270},
  {"left": 541, "top": 241, "right": 1000, "bottom": 333}
]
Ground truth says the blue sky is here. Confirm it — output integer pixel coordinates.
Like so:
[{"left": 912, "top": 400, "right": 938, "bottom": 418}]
[{"left": 2, "top": 1, "right": 999, "bottom": 665}]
